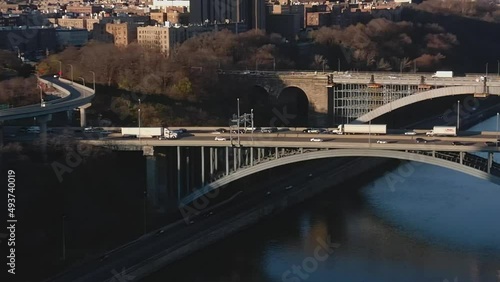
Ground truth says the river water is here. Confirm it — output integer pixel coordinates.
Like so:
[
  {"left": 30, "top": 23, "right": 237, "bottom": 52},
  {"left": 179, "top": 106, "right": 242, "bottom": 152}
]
[{"left": 144, "top": 116, "right": 500, "bottom": 282}]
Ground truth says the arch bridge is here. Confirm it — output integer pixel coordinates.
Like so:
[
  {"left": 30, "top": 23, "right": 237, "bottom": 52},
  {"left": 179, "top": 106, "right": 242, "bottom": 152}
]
[
  {"left": 81, "top": 138, "right": 500, "bottom": 212},
  {"left": 222, "top": 71, "right": 500, "bottom": 126}
]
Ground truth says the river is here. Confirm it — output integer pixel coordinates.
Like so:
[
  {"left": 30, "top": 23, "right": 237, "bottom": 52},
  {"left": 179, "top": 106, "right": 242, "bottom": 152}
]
[{"left": 143, "top": 116, "right": 500, "bottom": 282}]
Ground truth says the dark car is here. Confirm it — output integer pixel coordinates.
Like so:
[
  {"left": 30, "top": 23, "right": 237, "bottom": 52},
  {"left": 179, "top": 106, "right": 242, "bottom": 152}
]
[
  {"left": 485, "top": 141, "right": 499, "bottom": 147},
  {"left": 416, "top": 138, "right": 427, "bottom": 144},
  {"left": 177, "top": 128, "right": 188, "bottom": 134},
  {"left": 452, "top": 141, "right": 463, "bottom": 146},
  {"left": 215, "top": 128, "right": 227, "bottom": 133}
]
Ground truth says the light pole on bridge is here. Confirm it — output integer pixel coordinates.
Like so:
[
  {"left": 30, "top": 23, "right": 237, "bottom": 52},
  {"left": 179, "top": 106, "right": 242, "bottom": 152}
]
[
  {"left": 486, "top": 62, "right": 488, "bottom": 78},
  {"left": 138, "top": 99, "right": 141, "bottom": 141},
  {"left": 78, "top": 76, "right": 85, "bottom": 86},
  {"left": 251, "top": 108, "right": 254, "bottom": 142},
  {"left": 457, "top": 100, "right": 460, "bottom": 131}
]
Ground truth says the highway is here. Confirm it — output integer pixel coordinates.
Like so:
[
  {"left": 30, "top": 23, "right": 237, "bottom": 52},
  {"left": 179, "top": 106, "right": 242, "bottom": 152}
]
[
  {"left": 5, "top": 125, "right": 500, "bottom": 151},
  {"left": 78, "top": 130, "right": 500, "bottom": 152},
  {"left": 0, "top": 76, "right": 94, "bottom": 121},
  {"left": 222, "top": 70, "right": 500, "bottom": 85}
]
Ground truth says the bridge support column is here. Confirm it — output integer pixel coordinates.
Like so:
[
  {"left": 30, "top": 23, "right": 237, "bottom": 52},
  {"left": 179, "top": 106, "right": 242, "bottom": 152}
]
[
  {"left": 281, "top": 148, "right": 285, "bottom": 156},
  {"left": 432, "top": 151, "right": 435, "bottom": 157},
  {"left": 201, "top": 146, "right": 205, "bottom": 185},
  {"left": 209, "top": 147, "right": 214, "bottom": 178},
  {"left": 257, "top": 148, "right": 261, "bottom": 162},
  {"left": 78, "top": 103, "right": 91, "bottom": 128},
  {"left": 275, "top": 147, "right": 279, "bottom": 159},
  {"left": 233, "top": 147, "right": 237, "bottom": 171},
  {"left": 488, "top": 152, "right": 493, "bottom": 174},
  {"left": 214, "top": 148, "right": 218, "bottom": 171},
  {"left": 238, "top": 147, "right": 241, "bottom": 168},
  {"left": 177, "top": 146, "right": 181, "bottom": 200},
  {"left": 66, "top": 110, "right": 73, "bottom": 123},
  {"left": 300, "top": 148, "right": 303, "bottom": 154},
  {"left": 226, "top": 147, "right": 229, "bottom": 175},
  {"left": 459, "top": 152, "right": 464, "bottom": 165},
  {"left": 145, "top": 150, "right": 166, "bottom": 212},
  {"left": 250, "top": 148, "right": 254, "bottom": 166}
]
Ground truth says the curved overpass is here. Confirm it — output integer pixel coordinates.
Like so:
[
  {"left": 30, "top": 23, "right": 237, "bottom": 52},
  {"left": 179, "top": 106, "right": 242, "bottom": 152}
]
[
  {"left": 355, "top": 85, "right": 500, "bottom": 123},
  {"left": 181, "top": 149, "right": 500, "bottom": 205},
  {"left": 0, "top": 76, "right": 95, "bottom": 122}
]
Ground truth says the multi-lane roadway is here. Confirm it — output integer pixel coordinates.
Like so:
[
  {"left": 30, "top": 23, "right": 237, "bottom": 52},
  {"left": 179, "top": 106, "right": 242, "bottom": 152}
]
[{"left": 5, "top": 126, "right": 500, "bottom": 151}]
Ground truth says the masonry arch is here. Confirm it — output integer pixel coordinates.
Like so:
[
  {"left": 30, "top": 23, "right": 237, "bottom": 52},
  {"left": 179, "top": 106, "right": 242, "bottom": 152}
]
[
  {"left": 276, "top": 86, "right": 309, "bottom": 126},
  {"left": 355, "top": 85, "right": 500, "bottom": 123},
  {"left": 181, "top": 149, "right": 500, "bottom": 205}
]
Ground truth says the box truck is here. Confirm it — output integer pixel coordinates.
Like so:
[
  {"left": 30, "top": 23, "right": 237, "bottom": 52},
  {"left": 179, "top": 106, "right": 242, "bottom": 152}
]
[
  {"left": 431, "top": 71, "right": 453, "bottom": 78},
  {"left": 332, "top": 124, "right": 387, "bottom": 135},
  {"left": 426, "top": 126, "right": 456, "bottom": 137},
  {"left": 121, "top": 127, "right": 178, "bottom": 139}
]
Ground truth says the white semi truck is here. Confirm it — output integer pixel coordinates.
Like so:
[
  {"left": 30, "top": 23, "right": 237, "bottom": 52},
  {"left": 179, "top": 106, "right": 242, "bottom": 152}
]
[
  {"left": 426, "top": 126, "right": 457, "bottom": 137},
  {"left": 332, "top": 124, "right": 387, "bottom": 135},
  {"left": 431, "top": 71, "right": 453, "bottom": 78},
  {"left": 121, "top": 127, "right": 178, "bottom": 139}
]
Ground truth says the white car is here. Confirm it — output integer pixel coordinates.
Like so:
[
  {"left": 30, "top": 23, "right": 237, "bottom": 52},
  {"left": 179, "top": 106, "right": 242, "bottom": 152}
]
[
  {"left": 404, "top": 131, "right": 417, "bottom": 135},
  {"left": 376, "top": 140, "right": 387, "bottom": 144},
  {"left": 310, "top": 138, "right": 323, "bottom": 142},
  {"left": 214, "top": 137, "right": 226, "bottom": 141}
]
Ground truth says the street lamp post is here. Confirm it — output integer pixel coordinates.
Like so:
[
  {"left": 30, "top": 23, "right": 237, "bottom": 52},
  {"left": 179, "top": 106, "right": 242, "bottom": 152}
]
[
  {"left": 138, "top": 99, "right": 141, "bottom": 141},
  {"left": 37, "top": 85, "right": 43, "bottom": 106},
  {"left": 57, "top": 60, "right": 62, "bottom": 77},
  {"left": 457, "top": 100, "right": 460, "bottom": 131},
  {"left": 89, "top": 71, "right": 95, "bottom": 90},
  {"left": 486, "top": 62, "right": 488, "bottom": 78},
  {"left": 237, "top": 98, "right": 240, "bottom": 146},
  {"left": 67, "top": 64, "right": 73, "bottom": 83},
  {"left": 497, "top": 60, "right": 499, "bottom": 77},
  {"left": 251, "top": 108, "right": 254, "bottom": 142},
  {"left": 338, "top": 58, "right": 340, "bottom": 72},
  {"left": 78, "top": 77, "right": 85, "bottom": 86},
  {"left": 322, "top": 61, "right": 325, "bottom": 73}
]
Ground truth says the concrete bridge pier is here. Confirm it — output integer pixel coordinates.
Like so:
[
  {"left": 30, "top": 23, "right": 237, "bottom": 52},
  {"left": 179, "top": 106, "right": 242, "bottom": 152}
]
[
  {"left": 487, "top": 152, "right": 493, "bottom": 174},
  {"left": 144, "top": 146, "right": 168, "bottom": 213},
  {"left": 67, "top": 110, "right": 73, "bottom": 124},
  {"left": 79, "top": 103, "right": 92, "bottom": 127}
]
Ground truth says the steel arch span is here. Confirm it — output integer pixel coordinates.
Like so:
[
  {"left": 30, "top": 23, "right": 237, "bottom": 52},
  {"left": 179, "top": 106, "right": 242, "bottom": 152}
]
[
  {"left": 180, "top": 149, "right": 500, "bottom": 205},
  {"left": 354, "top": 85, "right": 500, "bottom": 123}
]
